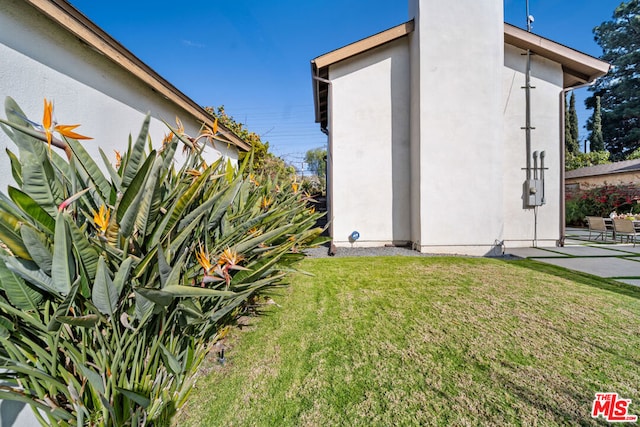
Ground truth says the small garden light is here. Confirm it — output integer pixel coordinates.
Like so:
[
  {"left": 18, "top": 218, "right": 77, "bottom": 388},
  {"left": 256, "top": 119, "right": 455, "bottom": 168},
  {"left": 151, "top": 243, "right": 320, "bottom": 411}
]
[{"left": 350, "top": 231, "right": 360, "bottom": 242}]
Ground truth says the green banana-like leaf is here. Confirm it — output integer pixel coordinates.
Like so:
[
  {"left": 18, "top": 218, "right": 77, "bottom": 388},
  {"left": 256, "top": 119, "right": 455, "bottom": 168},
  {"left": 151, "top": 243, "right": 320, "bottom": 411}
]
[
  {"left": 113, "top": 256, "right": 135, "bottom": 297},
  {"left": 47, "top": 276, "right": 80, "bottom": 331},
  {"left": 0, "top": 211, "right": 32, "bottom": 260},
  {"left": 1, "top": 256, "right": 56, "bottom": 295},
  {"left": 8, "top": 186, "right": 56, "bottom": 233},
  {"left": 149, "top": 167, "right": 213, "bottom": 246},
  {"left": 121, "top": 115, "right": 150, "bottom": 189},
  {"left": 159, "top": 343, "right": 182, "bottom": 375},
  {"left": 134, "top": 290, "right": 154, "bottom": 321},
  {"left": 157, "top": 245, "right": 172, "bottom": 289},
  {"left": 67, "top": 220, "right": 99, "bottom": 281},
  {"left": 51, "top": 211, "right": 74, "bottom": 295},
  {"left": 0, "top": 257, "right": 43, "bottom": 310},
  {"left": 92, "top": 256, "right": 118, "bottom": 316},
  {"left": 116, "top": 152, "right": 155, "bottom": 238},
  {"left": 56, "top": 314, "right": 100, "bottom": 328},
  {"left": 134, "top": 288, "right": 173, "bottom": 307},
  {"left": 161, "top": 285, "right": 235, "bottom": 298},
  {"left": 134, "top": 156, "right": 162, "bottom": 238},
  {"left": 6, "top": 148, "right": 22, "bottom": 187},
  {"left": 78, "top": 363, "right": 106, "bottom": 395},
  {"left": 67, "top": 138, "right": 112, "bottom": 205},
  {"left": 116, "top": 387, "right": 151, "bottom": 409},
  {"left": 20, "top": 225, "right": 53, "bottom": 274},
  {"left": 20, "top": 157, "right": 62, "bottom": 216},
  {"left": 232, "top": 223, "right": 293, "bottom": 255},
  {"left": 162, "top": 248, "right": 189, "bottom": 289},
  {"left": 176, "top": 189, "right": 225, "bottom": 232},
  {"left": 98, "top": 147, "right": 122, "bottom": 190},
  {"left": 207, "top": 177, "right": 243, "bottom": 230}
]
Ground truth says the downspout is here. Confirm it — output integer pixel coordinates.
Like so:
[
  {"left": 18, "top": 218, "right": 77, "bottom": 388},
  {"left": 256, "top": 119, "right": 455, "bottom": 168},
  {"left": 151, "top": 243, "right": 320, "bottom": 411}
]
[
  {"left": 312, "top": 73, "right": 333, "bottom": 244},
  {"left": 559, "top": 80, "right": 598, "bottom": 246}
]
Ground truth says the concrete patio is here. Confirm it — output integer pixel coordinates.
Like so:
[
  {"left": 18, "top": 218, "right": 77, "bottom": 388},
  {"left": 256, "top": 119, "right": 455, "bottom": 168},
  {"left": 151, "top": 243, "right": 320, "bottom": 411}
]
[{"left": 505, "top": 227, "right": 640, "bottom": 287}]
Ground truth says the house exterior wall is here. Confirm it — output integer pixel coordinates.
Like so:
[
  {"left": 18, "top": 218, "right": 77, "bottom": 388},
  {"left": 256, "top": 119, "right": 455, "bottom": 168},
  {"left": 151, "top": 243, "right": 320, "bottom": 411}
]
[
  {"left": 411, "top": 0, "right": 505, "bottom": 255},
  {"left": 328, "top": 38, "right": 411, "bottom": 246},
  {"left": 566, "top": 172, "right": 640, "bottom": 189},
  {"left": 0, "top": 0, "right": 237, "bottom": 195},
  {"left": 502, "top": 44, "right": 564, "bottom": 248}
]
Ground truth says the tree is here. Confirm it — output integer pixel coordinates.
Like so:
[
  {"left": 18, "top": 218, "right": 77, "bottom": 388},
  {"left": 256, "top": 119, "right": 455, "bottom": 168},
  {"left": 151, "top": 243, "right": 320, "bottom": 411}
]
[
  {"left": 589, "top": 96, "right": 605, "bottom": 152},
  {"left": 304, "top": 147, "right": 327, "bottom": 178},
  {"left": 205, "top": 105, "right": 294, "bottom": 179},
  {"left": 565, "top": 92, "right": 580, "bottom": 154},
  {"left": 586, "top": 0, "right": 640, "bottom": 159}
]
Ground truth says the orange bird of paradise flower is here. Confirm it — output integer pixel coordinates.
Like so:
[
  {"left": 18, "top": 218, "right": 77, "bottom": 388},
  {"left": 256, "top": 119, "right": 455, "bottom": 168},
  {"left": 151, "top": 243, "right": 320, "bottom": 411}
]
[
  {"left": 93, "top": 205, "right": 111, "bottom": 234},
  {"left": 43, "top": 99, "right": 92, "bottom": 153}
]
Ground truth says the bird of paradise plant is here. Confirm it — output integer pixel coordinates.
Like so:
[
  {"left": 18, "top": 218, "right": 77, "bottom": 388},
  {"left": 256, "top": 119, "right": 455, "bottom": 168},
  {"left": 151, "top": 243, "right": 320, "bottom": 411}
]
[{"left": 0, "top": 96, "right": 328, "bottom": 426}]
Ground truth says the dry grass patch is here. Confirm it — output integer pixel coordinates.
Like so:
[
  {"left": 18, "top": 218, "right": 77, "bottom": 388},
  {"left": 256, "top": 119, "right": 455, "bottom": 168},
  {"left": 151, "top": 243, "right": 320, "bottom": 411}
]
[{"left": 177, "top": 257, "right": 640, "bottom": 426}]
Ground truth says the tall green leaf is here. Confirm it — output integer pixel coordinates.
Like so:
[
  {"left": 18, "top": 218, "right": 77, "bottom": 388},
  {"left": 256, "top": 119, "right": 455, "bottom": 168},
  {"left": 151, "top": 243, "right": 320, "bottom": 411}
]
[
  {"left": 93, "top": 256, "right": 119, "bottom": 316},
  {"left": 121, "top": 115, "right": 150, "bottom": 189},
  {"left": 8, "top": 186, "right": 56, "bottom": 233},
  {"left": 51, "top": 211, "right": 74, "bottom": 295},
  {"left": 20, "top": 225, "right": 53, "bottom": 274},
  {"left": 67, "top": 138, "right": 112, "bottom": 204},
  {"left": 0, "top": 211, "right": 31, "bottom": 260},
  {"left": 0, "top": 257, "right": 43, "bottom": 310}
]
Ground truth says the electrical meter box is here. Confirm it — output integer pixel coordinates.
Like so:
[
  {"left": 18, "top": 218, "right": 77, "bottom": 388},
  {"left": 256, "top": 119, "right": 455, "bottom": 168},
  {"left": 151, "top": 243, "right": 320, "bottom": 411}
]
[{"left": 524, "top": 179, "right": 544, "bottom": 207}]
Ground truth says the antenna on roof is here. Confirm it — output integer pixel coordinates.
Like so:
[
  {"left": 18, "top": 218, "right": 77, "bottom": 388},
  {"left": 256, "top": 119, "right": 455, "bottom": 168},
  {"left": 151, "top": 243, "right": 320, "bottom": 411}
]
[{"left": 526, "top": 0, "right": 534, "bottom": 32}]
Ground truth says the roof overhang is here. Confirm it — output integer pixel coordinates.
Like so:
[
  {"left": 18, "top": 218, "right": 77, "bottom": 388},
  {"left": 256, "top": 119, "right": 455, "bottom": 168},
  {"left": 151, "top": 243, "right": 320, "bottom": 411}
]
[
  {"left": 311, "top": 21, "right": 610, "bottom": 134},
  {"left": 23, "top": 0, "right": 250, "bottom": 151},
  {"left": 311, "top": 21, "right": 415, "bottom": 133},
  {"left": 503, "top": 23, "right": 610, "bottom": 89}
]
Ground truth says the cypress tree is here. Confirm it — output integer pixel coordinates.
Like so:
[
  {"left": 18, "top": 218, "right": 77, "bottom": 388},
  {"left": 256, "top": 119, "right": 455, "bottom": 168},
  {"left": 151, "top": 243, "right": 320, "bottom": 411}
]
[
  {"left": 565, "top": 92, "right": 580, "bottom": 153},
  {"left": 589, "top": 96, "right": 605, "bottom": 152}
]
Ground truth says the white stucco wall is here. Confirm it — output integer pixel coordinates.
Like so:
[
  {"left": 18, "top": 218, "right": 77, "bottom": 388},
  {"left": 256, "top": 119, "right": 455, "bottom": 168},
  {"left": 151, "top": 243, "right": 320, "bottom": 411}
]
[
  {"left": 502, "top": 44, "right": 563, "bottom": 247},
  {"left": 329, "top": 38, "right": 411, "bottom": 246},
  {"left": 0, "top": 2, "right": 238, "bottom": 425},
  {"left": 0, "top": 0, "right": 237, "bottom": 195},
  {"left": 411, "top": 0, "right": 505, "bottom": 255}
]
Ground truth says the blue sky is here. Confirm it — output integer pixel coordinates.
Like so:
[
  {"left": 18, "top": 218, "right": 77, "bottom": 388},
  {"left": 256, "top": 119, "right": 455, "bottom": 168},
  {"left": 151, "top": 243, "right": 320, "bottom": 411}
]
[{"left": 69, "top": 0, "right": 620, "bottom": 165}]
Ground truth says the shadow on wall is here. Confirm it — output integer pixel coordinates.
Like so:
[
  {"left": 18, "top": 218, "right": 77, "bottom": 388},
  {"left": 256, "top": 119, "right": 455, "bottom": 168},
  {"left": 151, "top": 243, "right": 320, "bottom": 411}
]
[
  {"left": 390, "top": 48, "right": 412, "bottom": 244},
  {"left": 0, "top": 398, "right": 37, "bottom": 427}
]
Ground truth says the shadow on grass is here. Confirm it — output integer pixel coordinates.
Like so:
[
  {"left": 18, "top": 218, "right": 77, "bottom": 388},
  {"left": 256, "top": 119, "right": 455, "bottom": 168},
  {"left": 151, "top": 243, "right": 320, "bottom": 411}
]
[{"left": 503, "top": 258, "right": 640, "bottom": 301}]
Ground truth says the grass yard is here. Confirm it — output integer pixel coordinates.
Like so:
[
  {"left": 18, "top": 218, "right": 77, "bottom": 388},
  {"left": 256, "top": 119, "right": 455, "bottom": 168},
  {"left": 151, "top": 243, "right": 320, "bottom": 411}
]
[{"left": 177, "top": 257, "right": 640, "bottom": 426}]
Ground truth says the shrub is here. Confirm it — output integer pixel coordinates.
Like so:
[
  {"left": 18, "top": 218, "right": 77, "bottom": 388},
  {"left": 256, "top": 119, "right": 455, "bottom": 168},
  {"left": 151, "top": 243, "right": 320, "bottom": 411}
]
[
  {"left": 0, "top": 97, "right": 326, "bottom": 425},
  {"left": 565, "top": 150, "right": 610, "bottom": 171},
  {"left": 565, "top": 183, "right": 640, "bottom": 225}
]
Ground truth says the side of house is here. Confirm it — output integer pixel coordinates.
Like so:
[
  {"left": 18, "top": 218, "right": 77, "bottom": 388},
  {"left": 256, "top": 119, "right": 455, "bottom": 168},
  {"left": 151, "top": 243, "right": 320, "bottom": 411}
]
[
  {"left": 0, "top": 0, "right": 248, "bottom": 195},
  {"left": 311, "top": 0, "right": 609, "bottom": 255}
]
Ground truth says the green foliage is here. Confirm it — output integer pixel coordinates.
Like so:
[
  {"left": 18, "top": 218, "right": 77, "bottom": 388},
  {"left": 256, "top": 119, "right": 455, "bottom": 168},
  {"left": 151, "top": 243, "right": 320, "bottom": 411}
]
[
  {"left": 586, "top": 0, "right": 640, "bottom": 159},
  {"left": 565, "top": 150, "right": 610, "bottom": 171},
  {"left": 304, "top": 148, "right": 326, "bottom": 179},
  {"left": 303, "top": 148, "right": 327, "bottom": 195},
  {"left": 0, "top": 97, "right": 327, "bottom": 426},
  {"left": 565, "top": 92, "right": 580, "bottom": 154},
  {"left": 589, "top": 96, "right": 605, "bottom": 152},
  {"left": 205, "top": 106, "right": 294, "bottom": 180},
  {"left": 565, "top": 183, "right": 640, "bottom": 225}
]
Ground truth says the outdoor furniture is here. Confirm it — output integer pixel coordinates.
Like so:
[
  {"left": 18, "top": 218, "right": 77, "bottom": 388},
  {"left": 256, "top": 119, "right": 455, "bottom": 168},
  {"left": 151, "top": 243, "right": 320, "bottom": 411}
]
[
  {"left": 612, "top": 218, "right": 638, "bottom": 246},
  {"left": 586, "top": 216, "right": 611, "bottom": 241}
]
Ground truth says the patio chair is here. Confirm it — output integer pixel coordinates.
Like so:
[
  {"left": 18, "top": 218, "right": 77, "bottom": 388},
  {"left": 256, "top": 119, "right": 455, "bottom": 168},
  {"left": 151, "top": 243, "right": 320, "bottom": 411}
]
[
  {"left": 586, "top": 216, "right": 611, "bottom": 241},
  {"left": 612, "top": 218, "right": 638, "bottom": 247}
]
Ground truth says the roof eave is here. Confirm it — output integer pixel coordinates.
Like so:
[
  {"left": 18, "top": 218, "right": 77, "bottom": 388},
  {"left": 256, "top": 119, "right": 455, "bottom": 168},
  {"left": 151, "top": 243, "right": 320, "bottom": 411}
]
[
  {"left": 24, "top": 0, "right": 251, "bottom": 152},
  {"left": 504, "top": 23, "right": 610, "bottom": 88}
]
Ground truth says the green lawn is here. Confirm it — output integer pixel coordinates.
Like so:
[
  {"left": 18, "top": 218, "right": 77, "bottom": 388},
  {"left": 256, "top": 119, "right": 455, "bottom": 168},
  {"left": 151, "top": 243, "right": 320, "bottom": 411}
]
[{"left": 177, "top": 256, "right": 640, "bottom": 426}]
